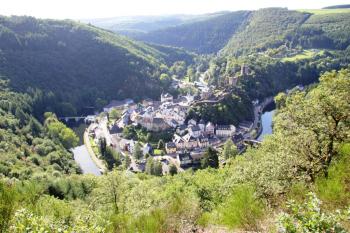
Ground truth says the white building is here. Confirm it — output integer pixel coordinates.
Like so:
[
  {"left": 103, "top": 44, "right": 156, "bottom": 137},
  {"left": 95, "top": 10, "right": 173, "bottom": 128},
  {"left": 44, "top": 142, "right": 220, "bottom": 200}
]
[
  {"left": 205, "top": 122, "right": 215, "bottom": 136},
  {"left": 198, "top": 119, "right": 205, "bottom": 132},
  {"left": 189, "top": 125, "right": 201, "bottom": 138},
  {"left": 188, "top": 119, "right": 197, "bottom": 126},
  {"left": 216, "top": 125, "right": 236, "bottom": 138}
]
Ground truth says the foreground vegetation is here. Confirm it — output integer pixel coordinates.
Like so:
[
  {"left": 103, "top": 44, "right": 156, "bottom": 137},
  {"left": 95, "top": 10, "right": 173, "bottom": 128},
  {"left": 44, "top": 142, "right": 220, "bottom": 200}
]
[{"left": 0, "top": 69, "right": 349, "bottom": 232}]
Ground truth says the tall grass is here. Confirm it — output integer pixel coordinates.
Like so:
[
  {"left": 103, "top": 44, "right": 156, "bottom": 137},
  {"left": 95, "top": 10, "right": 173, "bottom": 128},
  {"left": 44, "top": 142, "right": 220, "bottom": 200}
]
[
  {"left": 218, "top": 185, "right": 265, "bottom": 231},
  {"left": 316, "top": 143, "right": 350, "bottom": 207}
]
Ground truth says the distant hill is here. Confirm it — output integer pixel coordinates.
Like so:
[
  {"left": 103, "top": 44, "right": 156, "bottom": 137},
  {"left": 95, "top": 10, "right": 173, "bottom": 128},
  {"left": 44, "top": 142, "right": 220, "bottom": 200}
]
[
  {"left": 134, "top": 11, "right": 251, "bottom": 54},
  {"left": 323, "top": 4, "right": 350, "bottom": 9},
  {"left": 0, "top": 16, "right": 193, "bottom": 116},
  {"left": 81, "top": 13, "right": 227, "bottom": 34}
]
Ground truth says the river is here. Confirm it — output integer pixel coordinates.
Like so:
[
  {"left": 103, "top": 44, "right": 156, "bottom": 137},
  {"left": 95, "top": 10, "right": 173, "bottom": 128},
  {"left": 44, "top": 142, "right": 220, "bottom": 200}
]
[
  {"left": 72, "top": 145, "right": 101, "bottom": 176},
  {"left": 70, "top": 122, "right": 101, "bottom": 176},
  {"left": 257, "top": 102, "right": 276, "bottom": 141}
]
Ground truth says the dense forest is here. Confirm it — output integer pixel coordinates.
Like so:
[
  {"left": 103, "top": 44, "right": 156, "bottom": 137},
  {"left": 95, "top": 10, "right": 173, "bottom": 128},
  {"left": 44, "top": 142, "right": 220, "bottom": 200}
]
[
  {"left": 0, "top": 80, "right": 79, "bottom": 179},
  {"left": 0, "top": 16, "right": 193, "bottom": 116},
  {"left": 0, "top": 69, "right": 349, "bottom": 232}
]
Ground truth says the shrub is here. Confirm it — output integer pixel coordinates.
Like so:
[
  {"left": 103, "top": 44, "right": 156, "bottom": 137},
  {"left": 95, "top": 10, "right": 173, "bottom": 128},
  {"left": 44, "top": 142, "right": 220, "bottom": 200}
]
[
  {"left": 278, "top": 192, "right": 349, "bottom": 233},
  {"left": 218, "top": 185, "right": 264, "bottom": 231}
]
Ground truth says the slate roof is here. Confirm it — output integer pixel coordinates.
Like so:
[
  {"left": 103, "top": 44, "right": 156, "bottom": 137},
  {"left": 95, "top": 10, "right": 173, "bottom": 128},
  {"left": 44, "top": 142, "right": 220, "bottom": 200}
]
[
  {"left": 166, "top": 142, "right": 176, "bottom": 148},
  {"left": 190, "top": 125, "right": 201, "bottom": 132}
]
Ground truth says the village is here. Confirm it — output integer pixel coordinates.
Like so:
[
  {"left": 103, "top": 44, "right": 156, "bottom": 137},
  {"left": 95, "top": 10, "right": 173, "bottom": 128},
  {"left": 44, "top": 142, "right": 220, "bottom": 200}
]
[{"left": 85, "top": 64, "right": 268, "bottom": 174}]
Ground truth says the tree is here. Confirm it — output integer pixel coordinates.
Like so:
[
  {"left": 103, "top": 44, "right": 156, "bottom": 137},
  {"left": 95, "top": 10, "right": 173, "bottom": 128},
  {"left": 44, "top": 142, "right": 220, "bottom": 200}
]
[
  {"left": 145, "top": 157, "right": 163, "bottom": 176},
  {"left": 201, "top": 147, "right": 219, "bottom": 169},
  {"left": 160, "top": 73, "right": 172, "bottom": 87},
  {"left": 157, "top": 139, "right": 165, "bottom": 150},
  {"left": 274, "top": 69, "right": 350, "bottom": 181},
  {"left": 123, "top": 156, "right": 131, "bottom": 170},
  {"left": 169, "top": 164, "right": 178, "bottom": 176},
  {"left": 44, "top": 113, "right": 79, "bottom": 149},
  {"left": 99, "top": 137, "right": 107, "bottom": 157},
  {"left": 109, "top": 109, "right": 121, "bottom": 121},
  {"left": 153, "top": 160, "right": 163, "bottom": 176},
  {"left": 222, "top": 139, "right": 238, "bottom": 159},
  {"left": 103, "top": 146, "right": 122, "bottom": 169},
  {"left": 145, "top": 157, "right": 154, "bottom": 175},
  {"left": 133, "top": 143, "right": 143, "bottom": 160}
]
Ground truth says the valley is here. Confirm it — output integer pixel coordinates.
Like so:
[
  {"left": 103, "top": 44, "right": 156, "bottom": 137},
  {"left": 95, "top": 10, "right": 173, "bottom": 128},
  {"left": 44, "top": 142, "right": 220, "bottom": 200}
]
[{"left": 0, "top": 3, "right": 350, "bottom": 233}]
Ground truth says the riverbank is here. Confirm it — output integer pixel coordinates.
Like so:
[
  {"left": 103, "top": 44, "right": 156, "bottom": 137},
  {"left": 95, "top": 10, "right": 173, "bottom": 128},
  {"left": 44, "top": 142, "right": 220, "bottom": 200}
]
[{"left": 83, "top": 126, "right": 107, "bottom": 174}]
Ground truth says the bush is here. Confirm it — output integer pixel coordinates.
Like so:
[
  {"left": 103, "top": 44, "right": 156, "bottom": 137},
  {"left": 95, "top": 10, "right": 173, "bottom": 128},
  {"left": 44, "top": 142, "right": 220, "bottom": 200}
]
[
  {"left": 218, "top": 185, "right": 264, "bottom": 231},
  {"left": 278, "top": 192, "right": 349, "bottom": 233}
]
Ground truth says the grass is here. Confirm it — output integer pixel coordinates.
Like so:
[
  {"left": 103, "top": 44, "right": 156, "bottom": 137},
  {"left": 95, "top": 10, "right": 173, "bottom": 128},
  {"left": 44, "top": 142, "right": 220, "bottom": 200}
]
[
  {"left": 315, "top": 143, "right": 350, "bottom": 208},
  {"left": 282, "top": 50, "right": 317, "bottom": 62},
  {"left": 218, "top": 185, "right": 265, "bottom": 231},
  {"left": 297, "top": 8, "right": 350, "bottom": 15}
]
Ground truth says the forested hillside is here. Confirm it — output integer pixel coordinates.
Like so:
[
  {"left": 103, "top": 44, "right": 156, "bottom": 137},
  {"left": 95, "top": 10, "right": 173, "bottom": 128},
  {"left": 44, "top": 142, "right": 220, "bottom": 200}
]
[
  {"left": 0, "top": 80, "right": 80, "bottom": 179},
  {"left": 1, "top": 69, "right": 349, "bottom": 232},
  {"left": 129, "top": 8, "right": 350, "bottom": 56},
  {"left": 222, "top": 8, "right": 350, "bottom": 55},
  {"left": 222, "top": 8, "right": 311, "bottom": 56},
  {"left": 135, "top": 11, "right": 250, "bottom": 54},
  {"left": 0, "top": 16, "right": 193, "bottom": 116}
]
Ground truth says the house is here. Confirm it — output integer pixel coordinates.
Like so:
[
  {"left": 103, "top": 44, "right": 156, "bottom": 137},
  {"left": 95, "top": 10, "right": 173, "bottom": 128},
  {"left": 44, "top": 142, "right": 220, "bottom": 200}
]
[
  {"left": 119, "top": 139, "right": 130, "bottom": 151},
  {"left": 168, "top": 119, "right": 179, "bottom": 128},
  {"left": 165, "top": 142, "right": 177, "bottom": 154},
  {"left": 140, "top": 117, "right": 170, "bottom": 132},
  {"left": 109, "top": 124, "right": 123, "bottom": 135},
  {"left": 239, "top": 121, "right": 253, "bottom": 131},
  {"left": 161, "top": 93, "right": 173, "bottom": 103},
  {"left": 143, "top": 143, "right": 153, "bottom": 156},
  {"left": 176, "top": 124, "right": 187, "bottom": 135},
  {"left": 198, "top": 137, "right": 209, "bottom": 148},
  {"left": 173, "top": 134, "right": 186, "bottom": 150},
  {"left": 228, "top": 76, "right": 238, "bottom": 86},
  {"left": 241, "top": 64, "right": 249, "bottom": 75},
  {"left": 189, "top": 125, "right": 201, "bottom": 138},
  {"left": 128, "top": 140, "right": 136, "bottom": 153},
  {"left": 205, "top": 122, "right": 215, "bottom": 136},
  {"left": 208, "top": 137, "right": 221, "bottom": 146},
  {"left": 177, "top": 153, "right": 193, "bottom": 168},
  {"left": 216, "top": 125, "right": 236, "bottom": 137},
  {"left": 151, "top": 118, "right": 170, "bottom": 132},
  {"left": 188, "top": 118, "right": 197, "bottom": 126},
  {"left": 198, "top": 119, "right": 206, "bottom": 132},
  {"left": 183, "top": 134, "right": 198, "bottom": 149}
]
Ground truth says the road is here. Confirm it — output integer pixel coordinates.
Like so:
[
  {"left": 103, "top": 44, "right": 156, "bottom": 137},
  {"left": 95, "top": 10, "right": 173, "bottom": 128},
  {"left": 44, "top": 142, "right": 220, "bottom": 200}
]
[{"left": 83, "top": 124, "right": 107, "bottom": 173}]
